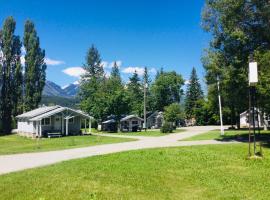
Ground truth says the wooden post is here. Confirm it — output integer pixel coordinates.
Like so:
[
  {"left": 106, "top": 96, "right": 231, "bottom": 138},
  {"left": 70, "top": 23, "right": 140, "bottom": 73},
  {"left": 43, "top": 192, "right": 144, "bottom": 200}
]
[
  {"left": 66, "top": 118, "right": 69, "bottom": 136},
  {"left": 39, "top": 120, "right": 42, "bottom": 137},
  {"left": 62, "top": 115, "right": 64, "bottom": 134},
  {"left": 89, "top": 118, "right": 91, "bottom": 134},
  {"left": 84, "top": 119, "right": 87, "bottom": 134},
  {"left": 36, "top": 121, "right": 39, "bottom": 137}
]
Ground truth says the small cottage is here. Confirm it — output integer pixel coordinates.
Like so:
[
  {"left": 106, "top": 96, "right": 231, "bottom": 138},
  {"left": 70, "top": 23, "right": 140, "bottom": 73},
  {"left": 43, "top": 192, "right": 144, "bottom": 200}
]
[
  {"left": 240, "top": 108, "right": 263, "bottom": 128},
  {"left": 102, "top": 119, "right": 117, "bottom": 132},
  {"left": 146, "top": 111, "right": 164, "bottom": 129},
  {"left": 16, "top": 105, "right": 93, "bottom": 138},
  {"left": 120, "top": 115, "right": 143, "bottom": 132}
]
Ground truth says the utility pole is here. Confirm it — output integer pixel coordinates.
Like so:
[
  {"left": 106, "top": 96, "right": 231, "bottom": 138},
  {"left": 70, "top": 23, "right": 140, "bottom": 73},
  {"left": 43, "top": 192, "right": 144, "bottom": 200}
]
[
  {"left": 217, "top": 76, "right": 224, "bottom": 135},
  {"left": 143, "top": 81, "right": 147, "bottom": 131}
]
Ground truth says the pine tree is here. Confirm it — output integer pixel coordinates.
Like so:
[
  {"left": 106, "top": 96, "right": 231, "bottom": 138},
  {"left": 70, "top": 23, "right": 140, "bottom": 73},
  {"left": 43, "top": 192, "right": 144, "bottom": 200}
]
[
  {"left": 110, "top": 61, "right": 121, "bottom": 83},
  {"left": 83, "top": 45, "right": 104, "bottom": 80},
  {"left": 80, "top": 45, "right": 106, "bottom": 119},
  {"left": 106, "top": 62, "right": 130, "bottom": 120},
  {"left": 0, "top": 17, "right": 22, "bottom": 134},
  {"left": 127, "top": 71, "right": 143, "bottom": 115},
  {"left": 24, "top": 20, "right": 46, "bottom": 111},
  {"left": 185, "top": 67, "right": 203, "bottom": 119}
]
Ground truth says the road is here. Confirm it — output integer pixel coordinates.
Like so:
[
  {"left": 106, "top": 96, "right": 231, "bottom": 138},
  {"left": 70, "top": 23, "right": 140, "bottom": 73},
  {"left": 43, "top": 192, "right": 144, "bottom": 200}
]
[{"left": 0, "top": 126, "right": 235, "bottom": 175}]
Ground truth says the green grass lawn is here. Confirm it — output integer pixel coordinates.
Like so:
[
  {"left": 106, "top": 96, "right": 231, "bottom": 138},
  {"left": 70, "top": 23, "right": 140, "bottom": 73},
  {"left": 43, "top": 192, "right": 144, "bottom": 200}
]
[
  {"left": 1, "top": 144, "right": 270, "bottom": 199},
  {"left": 97, "top": 128, "right": 186, "bottom": 137},
  {"left": 0, "top": 134, "right": 135, "bottom": 155},
  {"left": 183, "top": 129, "right": 270, "bottom": 142}
]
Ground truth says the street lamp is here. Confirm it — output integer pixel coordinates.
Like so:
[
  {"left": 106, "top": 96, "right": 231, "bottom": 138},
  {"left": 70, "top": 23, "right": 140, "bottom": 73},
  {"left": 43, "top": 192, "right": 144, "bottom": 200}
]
[{"left": 217, "top": 76, "right": 224, "bottom": 136}]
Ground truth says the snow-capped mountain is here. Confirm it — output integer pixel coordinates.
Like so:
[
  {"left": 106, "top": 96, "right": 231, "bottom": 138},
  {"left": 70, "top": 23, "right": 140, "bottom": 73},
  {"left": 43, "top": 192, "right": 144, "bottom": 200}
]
[
  {"left": 62, "top": 82, "right": 80, "bottom": 97},
  {"left": 42, "top": 81, "right": 79, "bottom": 98}
]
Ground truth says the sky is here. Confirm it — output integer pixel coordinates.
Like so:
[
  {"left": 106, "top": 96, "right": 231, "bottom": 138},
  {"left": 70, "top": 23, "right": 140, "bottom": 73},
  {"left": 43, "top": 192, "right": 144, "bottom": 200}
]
[{"left": 0, "top": 0, "right": 210, "bottom": 88}]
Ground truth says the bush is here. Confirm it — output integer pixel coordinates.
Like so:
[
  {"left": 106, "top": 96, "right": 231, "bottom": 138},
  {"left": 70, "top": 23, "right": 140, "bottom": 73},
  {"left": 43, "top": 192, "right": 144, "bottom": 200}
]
[{"left": 160, "top": 122, "right": 173, "bottom": 133}]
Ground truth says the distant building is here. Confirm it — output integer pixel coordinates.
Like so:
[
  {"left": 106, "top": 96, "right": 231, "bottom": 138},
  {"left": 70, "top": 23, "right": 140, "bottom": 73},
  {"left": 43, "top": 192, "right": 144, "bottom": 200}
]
[
  {"left": 146, "top": 111, "right": 164, "bottom": 129},
  {"left": 16, "top": 105, "right": 93, "bottom": 138},
  {"left": 240, "top": 108, "right": 263, "bottom": 128},
  {"left": 120, "top": 115, "right": 143, "bottom": 132},
  {"left": 101, "top": 118, "right": 117, "bottom": 132}
]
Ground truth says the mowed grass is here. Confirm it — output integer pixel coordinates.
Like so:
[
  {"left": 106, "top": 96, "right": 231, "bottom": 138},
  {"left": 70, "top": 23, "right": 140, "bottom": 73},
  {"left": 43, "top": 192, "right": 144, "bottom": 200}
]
[
  {"left": 0, "top": 134, "right": 136, "bottom": 155},
  {"left": 98, "top": 128, "right": 186, "bottom": 137},
  {"left": 183, "top": 129, "right": 270, "bottom": 141},
  {"left": 0, "top": 144, "right": 270, "bottom": 199}
]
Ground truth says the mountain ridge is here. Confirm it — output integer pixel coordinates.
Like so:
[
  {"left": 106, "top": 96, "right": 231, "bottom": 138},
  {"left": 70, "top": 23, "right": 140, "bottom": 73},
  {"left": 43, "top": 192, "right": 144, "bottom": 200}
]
[{"left": 42, "top": 80, "right": 79, "bottom": 98}]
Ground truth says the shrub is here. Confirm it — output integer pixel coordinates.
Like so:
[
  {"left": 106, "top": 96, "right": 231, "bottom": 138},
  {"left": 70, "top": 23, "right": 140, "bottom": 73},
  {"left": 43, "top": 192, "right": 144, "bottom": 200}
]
[{"left": 160, "top": 122, "right": 173, "bottom": 133}]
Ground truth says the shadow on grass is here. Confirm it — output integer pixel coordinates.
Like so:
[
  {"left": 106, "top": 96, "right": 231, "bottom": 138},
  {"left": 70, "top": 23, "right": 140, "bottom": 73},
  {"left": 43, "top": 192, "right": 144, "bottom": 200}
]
[{"left": 217, "top": 133, "right": 270, "bottom": 148}]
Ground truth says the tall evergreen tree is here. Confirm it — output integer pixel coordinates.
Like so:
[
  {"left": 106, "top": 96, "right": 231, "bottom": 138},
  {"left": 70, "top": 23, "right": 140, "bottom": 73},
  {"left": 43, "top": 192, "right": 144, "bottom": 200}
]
[
  {"left": 110, "top": 61, "right": 121, "bottom": 81},
  {"left": 106, "top": 62, "right": 130, "bottom": 120},
  {"left": 24, "top": 20, "right": 46, "bottom": 111},
  {"left": 0, "top": 17, "right": 22, "bottom": 134},
  {"left": 80, "top": 45, "right": 106, "bottom": 119},
  {"left": 127, "top": 71, "right": 143, "bottom": 116},
  {"left": 185, "top": 67, "right": 203, "bottom": 119},
  {"left": 83, "top": 45, "right": 104, "bottom": 80}
]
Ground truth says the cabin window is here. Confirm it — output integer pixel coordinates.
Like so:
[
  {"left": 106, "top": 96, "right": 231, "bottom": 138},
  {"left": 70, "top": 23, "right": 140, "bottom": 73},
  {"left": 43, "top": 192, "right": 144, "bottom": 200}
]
[
  {"left": 41, "top": 118, "right": 51, "bottom": 126},
  {"left": 69, "top": 118, "right": 74, "bottom": 123},
  {"left": 132, "top": 121, "right": 138, "bottom": 125},
  {"left": 55, "top": 117, "right": 60, "bottom": 122}
]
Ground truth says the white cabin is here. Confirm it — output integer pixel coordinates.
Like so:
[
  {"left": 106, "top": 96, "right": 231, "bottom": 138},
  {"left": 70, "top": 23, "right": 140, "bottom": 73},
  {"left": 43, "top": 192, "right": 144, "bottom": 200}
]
[{"left": 16, "top": 105, "right": 93, "bottom": 138}]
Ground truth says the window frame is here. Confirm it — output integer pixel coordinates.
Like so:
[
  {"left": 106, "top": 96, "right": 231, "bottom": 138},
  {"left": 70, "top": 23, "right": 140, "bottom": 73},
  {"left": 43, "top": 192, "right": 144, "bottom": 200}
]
[{"left": 41, "top": 117, "right": 51, "bottom": 126}]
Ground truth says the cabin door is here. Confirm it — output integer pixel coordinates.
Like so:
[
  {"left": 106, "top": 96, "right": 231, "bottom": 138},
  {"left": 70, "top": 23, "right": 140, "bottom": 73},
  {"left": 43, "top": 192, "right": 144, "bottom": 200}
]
[{"left": 54, "top": 116, "right": 61, "bottom": 131}]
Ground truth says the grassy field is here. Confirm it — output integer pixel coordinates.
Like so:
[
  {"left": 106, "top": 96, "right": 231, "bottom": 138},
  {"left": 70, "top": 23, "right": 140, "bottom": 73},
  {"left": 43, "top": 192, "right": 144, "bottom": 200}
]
[
  {"left": 183, "top": 129, "right": 270, "bottom": 142},
  {"left": 0, "top": 144, "right": 270, "bottom": 199},
  {"left": 0, "top": 134, "right": 135, "bottom": 155},
  {"left": 97, "top": 128, "right": 186, "bottom": 137}
]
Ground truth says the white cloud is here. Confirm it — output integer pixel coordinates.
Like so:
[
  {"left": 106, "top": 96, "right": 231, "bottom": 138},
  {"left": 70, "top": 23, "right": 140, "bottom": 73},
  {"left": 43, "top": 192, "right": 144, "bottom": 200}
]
[
  {"left": 101, "top": 61, "right": 109, "bottom": 68},
  {"left": 45, "top": 58, "right": 65, "bottom": 66},
  {"left": 122, "top": 67, "right": 145, "bottom": 76},
  {"left": 101, "top": 60, "right": 122, "bottom": 69},
  {"left": 122, "top": 66, "right": 157, "bottom": 76},
  {"left": 20, "top": 55, "right": 64, "bottom": 66},
  {"left": 109, "top": 60, "right": 122, "bottom": 68},
  {"left": 62, "top": 67, "right": 85, "bottom": 78}
]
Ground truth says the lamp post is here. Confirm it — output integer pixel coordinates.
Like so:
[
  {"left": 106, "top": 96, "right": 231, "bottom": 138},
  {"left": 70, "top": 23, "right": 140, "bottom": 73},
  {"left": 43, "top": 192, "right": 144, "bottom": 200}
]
[{"left": 217, "top": 76, "right": 224, "bottom": 136}]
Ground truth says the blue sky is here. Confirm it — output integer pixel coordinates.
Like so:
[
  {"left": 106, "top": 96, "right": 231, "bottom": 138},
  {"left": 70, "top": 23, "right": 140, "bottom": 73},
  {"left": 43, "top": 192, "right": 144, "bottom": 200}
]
[{"left": 0, "top": 0, "right": 210, "bottom": 88}]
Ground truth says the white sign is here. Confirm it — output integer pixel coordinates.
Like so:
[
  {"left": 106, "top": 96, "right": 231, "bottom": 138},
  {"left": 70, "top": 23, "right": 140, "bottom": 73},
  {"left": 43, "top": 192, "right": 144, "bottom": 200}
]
[{"left": 249, "top": 62, "right": 258, "bottom": 86}]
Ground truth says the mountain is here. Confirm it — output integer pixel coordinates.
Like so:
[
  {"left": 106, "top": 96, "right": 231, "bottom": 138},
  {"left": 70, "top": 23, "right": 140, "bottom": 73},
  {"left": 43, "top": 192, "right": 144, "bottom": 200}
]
[
  {"left": 62, "top": 82, "right": 79, "bottom": 97},
  {"left": 42, "top": 81, "right": 79, "bottom": 98}
]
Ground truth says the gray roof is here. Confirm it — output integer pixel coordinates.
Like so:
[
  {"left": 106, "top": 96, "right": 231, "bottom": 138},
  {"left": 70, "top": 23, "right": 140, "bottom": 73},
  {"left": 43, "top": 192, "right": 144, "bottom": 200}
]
[
  {"left": 16, "top": 105, "right": 93, "bottom": 121},
  {"left": 16, "top": 106, "right": 60, "bottom": 119},
  {"left": 102, "top": 119, "right": 116, "bottom": 124},
  {"left": 120, "top": 115, "right": 143, "bottom": 122}
]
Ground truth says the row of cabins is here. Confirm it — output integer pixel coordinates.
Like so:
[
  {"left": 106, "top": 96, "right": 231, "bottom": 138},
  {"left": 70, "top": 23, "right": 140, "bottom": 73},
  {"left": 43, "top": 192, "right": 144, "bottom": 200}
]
[
  {"left": 102, "top": 112, "right": 164, "bottom": 132},
  {"left": 16, "top": 105, "right": 164, "bottom": 137}
]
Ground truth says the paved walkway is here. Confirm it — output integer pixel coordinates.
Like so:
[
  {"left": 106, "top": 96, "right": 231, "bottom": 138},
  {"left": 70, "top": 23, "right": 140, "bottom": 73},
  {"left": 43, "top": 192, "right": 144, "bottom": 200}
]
[{"left": 0, "top": 126, "right": 236, "bottom": 175}]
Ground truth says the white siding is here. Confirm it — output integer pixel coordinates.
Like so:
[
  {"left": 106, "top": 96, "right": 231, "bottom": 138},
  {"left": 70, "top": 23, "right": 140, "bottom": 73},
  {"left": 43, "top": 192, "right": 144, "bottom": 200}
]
[{"left": 18, "top": 120, "right": 35, "bottom": 133}]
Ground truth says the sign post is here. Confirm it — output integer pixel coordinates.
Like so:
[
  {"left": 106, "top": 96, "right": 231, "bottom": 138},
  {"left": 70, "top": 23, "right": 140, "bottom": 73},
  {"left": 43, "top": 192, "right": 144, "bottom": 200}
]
[{"left": 248, "top": 61, "right": 262, "bottom": 158}]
